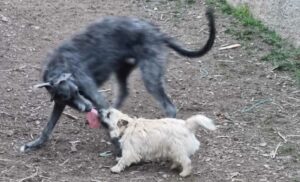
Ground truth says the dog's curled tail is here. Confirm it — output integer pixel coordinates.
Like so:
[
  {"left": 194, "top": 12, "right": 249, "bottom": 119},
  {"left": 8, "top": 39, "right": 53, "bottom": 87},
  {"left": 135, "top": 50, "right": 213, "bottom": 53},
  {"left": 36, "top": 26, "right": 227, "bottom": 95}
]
[
  {"left": 163, "top": 7, "right": 216, "bottom": 58},
  {"left": 186, "top": 115, "right": 216, "bottom": 133}
]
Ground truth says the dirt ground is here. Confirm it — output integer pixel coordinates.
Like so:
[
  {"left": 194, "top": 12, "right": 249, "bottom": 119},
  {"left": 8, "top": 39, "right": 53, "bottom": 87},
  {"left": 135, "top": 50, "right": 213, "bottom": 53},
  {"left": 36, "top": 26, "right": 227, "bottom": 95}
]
[{"left": 0, "top": 0, "right": 299, "bottom": 182}]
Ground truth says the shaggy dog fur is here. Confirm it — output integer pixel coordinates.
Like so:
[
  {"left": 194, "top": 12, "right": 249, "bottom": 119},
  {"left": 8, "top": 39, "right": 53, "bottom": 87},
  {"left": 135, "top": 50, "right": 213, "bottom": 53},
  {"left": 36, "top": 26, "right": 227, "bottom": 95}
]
[
  {"left": 21, "top": 8, "right": 215, "bottom": 152},
  {"left": 101, "top": 108, "right": 216, "bottom": 177}
]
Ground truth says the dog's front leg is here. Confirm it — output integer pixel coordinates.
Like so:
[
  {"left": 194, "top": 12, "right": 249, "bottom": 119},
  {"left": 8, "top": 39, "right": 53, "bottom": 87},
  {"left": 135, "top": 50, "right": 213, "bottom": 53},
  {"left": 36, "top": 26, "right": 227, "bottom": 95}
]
[
  {"left": 110, "top": 152, "right": 138, "bottom": 173},
  {"left": 20, "top": 102, "right": 65, "bottom": 152},
  {"left": 78, "top": 81, "right": 109, "bottom": 110}
]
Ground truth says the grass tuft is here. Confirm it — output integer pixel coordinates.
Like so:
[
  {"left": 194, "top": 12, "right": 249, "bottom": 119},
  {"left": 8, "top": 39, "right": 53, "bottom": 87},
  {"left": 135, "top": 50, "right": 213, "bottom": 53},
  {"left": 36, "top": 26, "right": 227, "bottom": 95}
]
[{"left": 207, "top": 0, "right": 300, "bottom": 84}]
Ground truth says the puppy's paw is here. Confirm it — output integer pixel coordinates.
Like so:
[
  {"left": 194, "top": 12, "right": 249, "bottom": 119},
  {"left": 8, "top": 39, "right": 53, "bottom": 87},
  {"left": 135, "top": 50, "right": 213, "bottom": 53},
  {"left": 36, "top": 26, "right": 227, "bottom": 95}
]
[
  {"left": 110, "top": 165, "right": 122, "bottom": 173},
  {"left": 179, "top": 170, "right": 191, "bottom": 177},
  {"left": 115, "top": 157, "right": 121, "bottom": 162}
]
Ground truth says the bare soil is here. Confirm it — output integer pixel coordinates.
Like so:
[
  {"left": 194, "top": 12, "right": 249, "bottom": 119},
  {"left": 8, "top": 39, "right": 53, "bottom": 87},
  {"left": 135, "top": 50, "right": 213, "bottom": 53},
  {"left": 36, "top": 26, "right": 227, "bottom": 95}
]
[{"left": 0, "top": 0, "right": 299, "bottom": 182}]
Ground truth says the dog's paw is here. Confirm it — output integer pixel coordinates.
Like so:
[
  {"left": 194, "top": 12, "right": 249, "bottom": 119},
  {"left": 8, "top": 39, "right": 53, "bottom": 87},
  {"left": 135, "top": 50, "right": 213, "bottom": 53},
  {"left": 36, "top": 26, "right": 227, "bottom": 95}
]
[
  {"left": 20, "top": 145, "right": 27, "bottom": 153},
  {"left": 20, "top": 144, "right": 35, "bottom": 153},
  {"left": 115, "top": 157, "right": 121, "bottom": 162},
  {"left": 110, "top": 165, "right": 122, "bottom": 173},
  {"left": 179, "top": 170, "right": 191, "bottom": 177}
]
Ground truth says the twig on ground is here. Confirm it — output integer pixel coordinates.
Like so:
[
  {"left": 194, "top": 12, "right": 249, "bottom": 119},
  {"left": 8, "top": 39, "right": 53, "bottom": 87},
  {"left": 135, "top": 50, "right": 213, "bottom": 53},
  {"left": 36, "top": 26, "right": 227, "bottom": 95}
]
[
  {"left": 270, "top": 142, "right": 282, "bottom": 159},
  {"left": 91, "top": 180, "right": 102, "bottom": 182},
  {"left": 0, "top": 111, "right": 13, "bottom": 117},
  {"left": 219, "top": 44, "right": 241, "bottom": 50},
  {"left": 59, "top": 158, "right": 70, "bottom": 166},
  {"left": 287, "top": 135, "right": 300, "bottom": 137},
  {"left": 98, "top": 89, "right": 111, "bottom": 93},
  {"left": 0, "top": 158, "right": 14, "bottom": 162},
  {"left": 217, "top": 60, "right": 236, "bottom": 63},
  {"left": 276, "top": 129, "right": 287, "bottom": 143},
  {"left": 63, "top": 112, "right": 78, "bottom": 120}
]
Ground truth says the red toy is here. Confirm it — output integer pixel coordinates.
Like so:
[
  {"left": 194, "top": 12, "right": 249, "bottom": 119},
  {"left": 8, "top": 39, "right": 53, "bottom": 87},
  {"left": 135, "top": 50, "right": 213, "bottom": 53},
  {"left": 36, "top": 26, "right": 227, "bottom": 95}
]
[{"left": 86, "top": 108, "right": 101, "bottom": 128}]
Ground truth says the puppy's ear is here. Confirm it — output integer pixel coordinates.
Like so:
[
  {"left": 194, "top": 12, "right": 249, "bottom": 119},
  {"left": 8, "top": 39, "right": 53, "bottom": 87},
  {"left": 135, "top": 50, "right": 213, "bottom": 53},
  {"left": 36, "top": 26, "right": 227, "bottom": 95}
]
[
  {"left": 55, "top": 73, "right": 72, "bottom": 85},
  {"left": 117, "top": 119, "right": 129, "bottom": 128}
]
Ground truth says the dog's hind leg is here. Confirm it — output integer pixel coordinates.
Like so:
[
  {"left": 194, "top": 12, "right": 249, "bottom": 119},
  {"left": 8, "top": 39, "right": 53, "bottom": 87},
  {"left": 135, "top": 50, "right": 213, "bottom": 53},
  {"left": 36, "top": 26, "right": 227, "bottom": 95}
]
[
  {"left": 20, "top": 102, "right": 66, "bottom": 152},
  {"left": 113, "top": 62, "right": 135, "bottom": 109},
  {"left": 178, "top": 155, "right": 192, "bottom": 177},
  {"left": 139, "top": 53, "right": 176, "bottom": 117}
]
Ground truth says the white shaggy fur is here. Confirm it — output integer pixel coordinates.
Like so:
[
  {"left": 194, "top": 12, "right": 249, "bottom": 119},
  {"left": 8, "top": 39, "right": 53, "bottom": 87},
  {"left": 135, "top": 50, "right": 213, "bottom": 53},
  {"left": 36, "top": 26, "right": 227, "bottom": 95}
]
[{"left": 101, "top": 108, "right": 216, "bottom": 177}]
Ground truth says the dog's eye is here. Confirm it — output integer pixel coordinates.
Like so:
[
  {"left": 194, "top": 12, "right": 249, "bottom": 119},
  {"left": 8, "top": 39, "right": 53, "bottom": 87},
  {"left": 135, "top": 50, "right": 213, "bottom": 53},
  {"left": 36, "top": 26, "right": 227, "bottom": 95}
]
[{"left": 106, "top": 112, "right": 111, "bottom": 119}]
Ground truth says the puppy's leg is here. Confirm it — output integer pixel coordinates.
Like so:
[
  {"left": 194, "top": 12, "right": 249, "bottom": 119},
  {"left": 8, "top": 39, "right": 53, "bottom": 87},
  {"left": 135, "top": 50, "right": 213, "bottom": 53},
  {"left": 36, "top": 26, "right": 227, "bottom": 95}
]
[
  {"left": 20, "top": 102, "right": 65, "bottom": 152},
  {"left": 110, "top": 151, "right": 139, "bottom": 173},
  {"left": 178, "top": 155, "right": 192, "bottom": 177},
  {"left": 170, "top": 161, "right": 180, "bottom": 170},
  {"left": 139, "top": 52, "right": 176, "bottom": 117},
  {"left": 113, "top": 63, "right": 135, "bottom": 109}
]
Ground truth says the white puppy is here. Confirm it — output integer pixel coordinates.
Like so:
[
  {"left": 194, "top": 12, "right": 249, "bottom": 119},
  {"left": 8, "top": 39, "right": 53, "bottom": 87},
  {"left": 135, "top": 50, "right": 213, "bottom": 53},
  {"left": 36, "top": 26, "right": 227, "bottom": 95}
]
[{"left": 101, "top": 108, "right": 216, "bottom": 177}]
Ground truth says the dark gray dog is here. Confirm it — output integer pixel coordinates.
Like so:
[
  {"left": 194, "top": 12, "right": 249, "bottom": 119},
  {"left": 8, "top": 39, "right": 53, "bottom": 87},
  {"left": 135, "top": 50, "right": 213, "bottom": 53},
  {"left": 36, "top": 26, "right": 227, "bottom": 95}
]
[{"left": 20, "top": 8, "right": 215, "bottom": 152}]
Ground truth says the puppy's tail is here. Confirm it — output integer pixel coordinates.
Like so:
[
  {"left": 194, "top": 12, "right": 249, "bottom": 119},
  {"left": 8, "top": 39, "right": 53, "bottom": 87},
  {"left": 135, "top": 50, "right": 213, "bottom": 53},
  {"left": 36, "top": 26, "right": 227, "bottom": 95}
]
[
  {"left": 186, "top": 115, "right": 216, "bottom": 133},
  {"left": 163, "top": 7, "right": 216, "bottom": 58}
]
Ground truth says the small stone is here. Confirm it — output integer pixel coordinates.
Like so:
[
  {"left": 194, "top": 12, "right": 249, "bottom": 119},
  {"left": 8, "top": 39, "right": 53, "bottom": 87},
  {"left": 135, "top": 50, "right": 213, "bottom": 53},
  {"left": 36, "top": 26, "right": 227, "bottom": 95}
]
[
  {"left": 32, "top": 25, "right": 40, "bottom": 30},
  {"left": 259, "top": 142, "right": 267, "bottom": 147},
  {"left": 263, "top": 164, "right": 270, "bottom": 169},
  {"left": 5, "top": 130, "right": 14, "bottom": 137},
  {"left": 162, "top": 174, "right": 168, "bottom": 178},
  {"left": 35, "top": 120, "right": 40, "bottom": 125},
  {"left": 154, "top": 7, "right": 158, "bottom": 11},
  {"left": 42, "top": 36, "right": 51, "bottom": 41},
  {"left": 1, "top": 14, "right": 9, "bottom": 22}
]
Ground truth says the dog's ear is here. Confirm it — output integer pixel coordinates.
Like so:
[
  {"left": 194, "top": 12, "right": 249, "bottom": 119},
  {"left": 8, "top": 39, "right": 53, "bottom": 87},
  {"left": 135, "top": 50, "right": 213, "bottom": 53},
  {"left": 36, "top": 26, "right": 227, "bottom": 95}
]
[
  {"left": 55, "top": 73, "right": 72, "bottom": 85},
  {"left": 33, "top": 82, "right": 52, "bottom": 89},
  {"left": 117, "top": 119, "right": 129, "bottom": 128}
]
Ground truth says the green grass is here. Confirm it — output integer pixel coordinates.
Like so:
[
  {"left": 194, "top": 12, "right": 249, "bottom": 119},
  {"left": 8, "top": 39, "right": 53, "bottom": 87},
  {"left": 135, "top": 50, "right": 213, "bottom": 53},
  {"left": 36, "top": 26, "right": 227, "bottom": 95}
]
[{"left": 207, "top": 0, "right": 300, "bottom": 83}]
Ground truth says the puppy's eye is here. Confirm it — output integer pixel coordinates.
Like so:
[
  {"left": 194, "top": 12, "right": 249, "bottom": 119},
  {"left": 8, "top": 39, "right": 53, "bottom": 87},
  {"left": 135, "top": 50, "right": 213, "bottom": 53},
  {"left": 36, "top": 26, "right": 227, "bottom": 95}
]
[{"left": 106, "top": 112, "right": 111, "bottom": 119}]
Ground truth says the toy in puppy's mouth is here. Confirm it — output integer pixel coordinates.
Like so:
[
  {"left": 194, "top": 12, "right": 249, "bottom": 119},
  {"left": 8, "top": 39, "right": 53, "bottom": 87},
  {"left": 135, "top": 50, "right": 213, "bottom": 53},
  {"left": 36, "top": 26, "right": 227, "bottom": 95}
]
[{"left": 86, "top": 108, "right": 101, "bottom": 128}]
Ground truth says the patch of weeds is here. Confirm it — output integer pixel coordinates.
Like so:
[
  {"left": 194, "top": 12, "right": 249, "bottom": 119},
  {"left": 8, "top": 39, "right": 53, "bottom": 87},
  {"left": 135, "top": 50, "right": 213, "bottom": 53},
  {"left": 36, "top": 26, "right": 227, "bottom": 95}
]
[
  {"left": 277, "top": 143, "right": 300, "bottom": 163},
  {"left": 292, "top": 179, "right": 300, "bottom": 182},
  {"left": 279, "top": 144, "right": 296, "bottom": 155},
  {"left": 207, "top": 0, "right": 300, "bottom": 84},
  {"left": 225, "top": 28, "right": 255, "bottom": 41},
  {"left": 168, "top": 0, "right": 196, "bottom": 20},
  {"left": 186, "top": 0, "right": 196, "bottom": 4},
  {"left": 170, "top": 0, "right": 184, "bottom": 20},
  {"left": 262, "top": 48, "right": 300, "bottom": 82}
]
